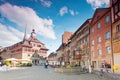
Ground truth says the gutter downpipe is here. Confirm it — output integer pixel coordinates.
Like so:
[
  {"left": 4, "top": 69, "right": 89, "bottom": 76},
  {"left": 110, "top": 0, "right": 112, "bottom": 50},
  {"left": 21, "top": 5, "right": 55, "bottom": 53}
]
[{"left": 110, "top": 6, "right": 114, "bottom": 73}]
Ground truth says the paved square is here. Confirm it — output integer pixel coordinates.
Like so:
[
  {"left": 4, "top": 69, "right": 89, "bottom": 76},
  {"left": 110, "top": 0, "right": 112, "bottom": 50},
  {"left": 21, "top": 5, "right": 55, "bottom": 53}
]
[{"left": 0, "top": 66, "right": 112, "bottom": 80}]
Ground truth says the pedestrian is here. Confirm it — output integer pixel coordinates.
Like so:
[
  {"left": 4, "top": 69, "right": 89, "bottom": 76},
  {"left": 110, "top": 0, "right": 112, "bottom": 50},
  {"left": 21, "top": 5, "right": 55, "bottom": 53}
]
[
  {"left": 46, "top": 62, "right": 48, "bottom": 68},
  {"left": 100, "top": 69, "right": 104, "bottom": 76},
  {"left": 44, "top": 61, "right": 48, "bottom": 69},
  {"left": 44, "top": 63, "right": 46, "bottom": 68},
  {"left": 89, "top": 65, "right": 92, "bottom": 73},
  {"left": 0, "top": 62, "right": 2, "bottom": 66},
  {"left": 1, "top": 63, "right": 7, "bottom": 72}
]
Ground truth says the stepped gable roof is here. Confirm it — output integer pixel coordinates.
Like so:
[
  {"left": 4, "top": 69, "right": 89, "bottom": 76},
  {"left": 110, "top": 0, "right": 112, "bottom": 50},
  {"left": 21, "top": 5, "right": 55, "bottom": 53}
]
[
  {"left": 90, "top": 8, "right": 110, "bottom": 26},
  {"left": 27, "top": 36, "right": 44, "bottom": 45},
  {"left": 22, "top": 40, "right": 32, "bottom": 47}
]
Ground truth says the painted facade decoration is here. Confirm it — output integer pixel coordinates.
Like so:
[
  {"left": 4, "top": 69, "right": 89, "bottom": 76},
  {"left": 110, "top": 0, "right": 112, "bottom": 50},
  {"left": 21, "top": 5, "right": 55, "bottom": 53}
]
[{"left": 0, "top": 29, "right": 48, "bottom": 65}]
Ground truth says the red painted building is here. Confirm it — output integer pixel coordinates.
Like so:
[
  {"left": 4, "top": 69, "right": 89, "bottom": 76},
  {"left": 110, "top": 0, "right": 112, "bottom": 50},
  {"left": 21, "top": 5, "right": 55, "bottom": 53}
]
[{"left": 90, "top": 8, "right": 112, "bottom": 71}]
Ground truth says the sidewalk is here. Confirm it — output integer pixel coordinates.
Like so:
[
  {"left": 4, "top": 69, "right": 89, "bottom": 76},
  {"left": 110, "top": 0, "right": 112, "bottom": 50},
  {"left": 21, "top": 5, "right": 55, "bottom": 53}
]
[
  {"left": 0, "top": 67, "right": 25, "bottom": 71},
  {"left": 93, "top": 70, "right": 120, "bottom": 80}
]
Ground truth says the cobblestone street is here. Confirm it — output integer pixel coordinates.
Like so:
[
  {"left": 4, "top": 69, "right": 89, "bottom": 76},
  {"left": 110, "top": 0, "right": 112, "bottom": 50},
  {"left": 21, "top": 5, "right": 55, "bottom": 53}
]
[{"left": 0, "top": 66, "right": 113, "bottom": 80}]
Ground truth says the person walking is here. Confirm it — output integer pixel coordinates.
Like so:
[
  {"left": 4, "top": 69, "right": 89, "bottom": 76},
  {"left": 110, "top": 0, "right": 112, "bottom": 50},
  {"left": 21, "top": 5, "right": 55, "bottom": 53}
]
[
  {"left": 0, "top": 62, "right": 2, "bottom": 66},
  {"left": 44, "top": 61, "right": 48, "bottom": 69},
  {"left": 1, "top": 63, "right": 7, "bottom": 72}
]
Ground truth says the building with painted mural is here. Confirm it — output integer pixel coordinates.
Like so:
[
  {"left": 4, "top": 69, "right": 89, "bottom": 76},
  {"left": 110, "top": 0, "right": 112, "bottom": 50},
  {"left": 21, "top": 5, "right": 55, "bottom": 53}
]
[
  {"left": 0, "top": 29, "right": 48, "bottom": 65},
  {"left": 68, "top": 19, "right": 91, "bottom": 69},
  {"left": 56, "top": 31, "right": 73, "bottom": 66},
  {"left": 55, "top": 0, "right": 120, "bottom": 74},
  {"left": 110, "top": 0, "right": 120, "bottom": 74}
]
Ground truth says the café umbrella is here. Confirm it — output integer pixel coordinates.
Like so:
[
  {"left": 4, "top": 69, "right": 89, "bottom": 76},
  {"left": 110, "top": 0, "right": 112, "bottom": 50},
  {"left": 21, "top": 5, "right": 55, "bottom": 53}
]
[
  {"left": 6, "top": 58, "right": 18, "bottom": 61},
  {"left": 19, "top": 58, "right": 31, "bottom": 63}
]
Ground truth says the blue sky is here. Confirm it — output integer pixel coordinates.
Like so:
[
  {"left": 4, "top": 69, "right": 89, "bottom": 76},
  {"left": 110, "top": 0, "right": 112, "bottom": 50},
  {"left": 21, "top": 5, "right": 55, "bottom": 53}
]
[{"left": 0, "top": 0, "right": 109, "bottom": 55}]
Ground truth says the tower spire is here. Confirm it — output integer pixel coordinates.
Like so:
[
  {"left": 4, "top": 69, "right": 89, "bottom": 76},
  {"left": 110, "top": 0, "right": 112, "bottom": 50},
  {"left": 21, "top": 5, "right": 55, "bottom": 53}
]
[{"left": 23, "top": 25, "right": 27, "bottom": 40}]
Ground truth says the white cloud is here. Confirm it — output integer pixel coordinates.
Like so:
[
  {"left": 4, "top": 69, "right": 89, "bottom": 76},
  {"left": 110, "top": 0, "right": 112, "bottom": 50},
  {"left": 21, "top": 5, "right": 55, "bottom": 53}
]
[
  {"left": 59, "top": 6, "right": 68, "bottom": 16},
  {"left": 8, "top": 27, "right": 30, "bottom": 39},
  {"left": 40, "top": 0, "right": 52, "bottom": 7},
  {"left": 75, "top": 12, "right": 79, "bottom": 15},
  {"left": 59, "top": 6, "right": 79, "bottom": 16},
  {"left": 69, "top": 10, "right": 75, "bottom": 16},
  {"left": 86, "top": 0, "right": 109, "bottom": 9},
  {"left": 0, "top": 23, "right": 24, "bottom": 47},
  {"left": 0, "top": 3, "right": 56, "bottom": 39}
]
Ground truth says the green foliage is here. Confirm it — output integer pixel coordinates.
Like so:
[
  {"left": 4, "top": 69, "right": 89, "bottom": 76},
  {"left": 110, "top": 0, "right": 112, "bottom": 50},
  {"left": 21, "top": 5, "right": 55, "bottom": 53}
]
[
  {"left": 67, "top": 63, "right": 74, "bottom": 68},
  {"left": 20, "top": 63, "right": 32, "bottom": 67},
  {"left": 5, "top": 60, "right": 10, "bottom": 66},
  {"left": 69, "top": 63, "right": 74, "bottom": 67},
  {"left": 27, "top": 63, "right": 32, "bottom": 66}
]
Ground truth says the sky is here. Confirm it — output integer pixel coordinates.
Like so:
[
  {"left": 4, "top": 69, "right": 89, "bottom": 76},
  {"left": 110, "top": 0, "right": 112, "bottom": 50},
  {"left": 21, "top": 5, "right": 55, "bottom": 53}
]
[{"left": 0, "top": 0, "right": 109, "bottom": 55}]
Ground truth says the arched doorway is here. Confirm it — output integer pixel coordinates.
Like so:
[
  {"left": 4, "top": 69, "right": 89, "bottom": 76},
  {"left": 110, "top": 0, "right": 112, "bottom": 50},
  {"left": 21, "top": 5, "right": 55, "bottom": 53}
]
[
  {"left": 31, "top": 53, "right": 40, "bottom": 65},
  {"left": 31, "top": 52, "right": 46, "bottom": 65}
]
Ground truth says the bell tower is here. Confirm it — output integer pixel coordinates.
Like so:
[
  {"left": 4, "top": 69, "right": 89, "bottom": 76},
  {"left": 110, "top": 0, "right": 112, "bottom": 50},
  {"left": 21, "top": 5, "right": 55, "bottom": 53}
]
[
  {"left": 31, "top": 29, "right": 36, "bottom": 38},
  {"left": 23, "top": 26, "right": 27, "bottom": 40}
]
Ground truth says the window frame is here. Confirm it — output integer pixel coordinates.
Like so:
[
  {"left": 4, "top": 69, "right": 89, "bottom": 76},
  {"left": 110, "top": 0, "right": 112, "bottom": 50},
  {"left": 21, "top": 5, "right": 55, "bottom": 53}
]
[
  {"left": 116, "top": 24, "right": 120, "bottom": 33},
  {"left": 105, "top": 16, "right": 110, "bottom": 23},
  {"left": 98, "top": 49, "right": 102, "bottom": 55},
  {"left": 106, "top": 46, "right": 111, "bottom": 54},
  {"left": 97, "top": 22, "right": 101, "bottom": 29},
  {"left": 106, "top": 32, "right": 110, "bottom": 40},
  {"left": 91, "top": 40, "right": 94, "bottom": 46},
  {"left": 91, "top": 27, "right": 94, "bottom": 33},
  {"left": 97, "top": 36, "right": 101, "bottom": 43}
]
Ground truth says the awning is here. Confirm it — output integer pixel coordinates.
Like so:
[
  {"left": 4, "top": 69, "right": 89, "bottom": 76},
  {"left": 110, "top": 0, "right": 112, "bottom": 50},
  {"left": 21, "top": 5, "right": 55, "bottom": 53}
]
[{"left": 6, "top": 58, "right": 18, "bottom": 61}]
